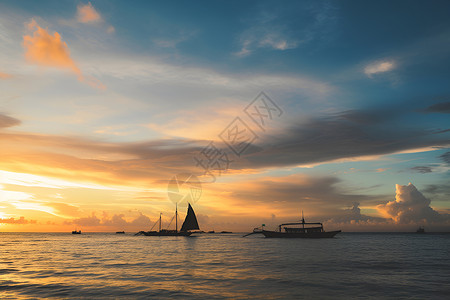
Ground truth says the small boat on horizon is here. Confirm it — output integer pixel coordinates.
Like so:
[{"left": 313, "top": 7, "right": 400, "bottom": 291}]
[
  {"left": 416, "top": 226, "right": 425, "bottom": 233},
  {"left": 72, "top": 230, "right": 81, "bottom": 234},
  {"left": 116, "top": 231, "right": 125, "bottom": 234},
  {"left": 135, "top": 203, "right": 199, "bottom": 236}
]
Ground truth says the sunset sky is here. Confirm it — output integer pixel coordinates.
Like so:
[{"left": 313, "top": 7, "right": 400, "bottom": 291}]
[{"left": 1, "top": 0, "right": 449, "bottom": 232}]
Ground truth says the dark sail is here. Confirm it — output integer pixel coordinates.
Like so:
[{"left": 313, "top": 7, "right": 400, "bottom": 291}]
[{"left": 180, "top": 203, "right": 199, "bottom": 232}]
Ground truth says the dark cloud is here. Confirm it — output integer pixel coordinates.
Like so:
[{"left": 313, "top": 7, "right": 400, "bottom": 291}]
[
  {"left": 0, "top": 113, "right": 21, "bottom": 128},
  {"left": 0, "top": 216, "right": 37, "bottom": 224},
  {"left": 238, "top": 109, "right": 450, "bottom": 169},
  {"left": 440, "top": 151, "right": 450, "bottom": 164},
  {"left": 411, "top": 166, "right": 433, "bottom": 173},
  {"left": 423, "top": 102, "right": 450, "bottom": 114}
]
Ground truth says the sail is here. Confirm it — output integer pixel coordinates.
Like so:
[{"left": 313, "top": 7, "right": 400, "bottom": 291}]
[{"left": 180, "top": 203, "right": 199, "bottom": 232}]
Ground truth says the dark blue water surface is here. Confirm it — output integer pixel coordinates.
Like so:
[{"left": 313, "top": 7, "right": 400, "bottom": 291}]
[{"left": 1, "top": 232, "right": 449, "bottom": 299}]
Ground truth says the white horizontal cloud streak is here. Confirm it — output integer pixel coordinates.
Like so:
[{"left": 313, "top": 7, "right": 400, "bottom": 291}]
[
  {"left": 364, "top": 60, "right": 395, "bottom": 76},
  {"left": 86, "top": 55, "right": 333, "bottom": 97}
]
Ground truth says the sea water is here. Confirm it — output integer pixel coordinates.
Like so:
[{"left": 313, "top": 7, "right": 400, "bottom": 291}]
[{"left": 1, "top": 232, "right": 449, "bottom": 299}]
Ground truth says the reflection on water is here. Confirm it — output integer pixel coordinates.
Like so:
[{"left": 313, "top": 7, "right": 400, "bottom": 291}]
[{"left": 0, "top": 232, "right": 449, "bottom": 299}]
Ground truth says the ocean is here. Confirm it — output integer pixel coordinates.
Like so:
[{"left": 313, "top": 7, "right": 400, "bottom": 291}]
[{"left": 1, "top": 232, "right": 449, "bottom": 299}]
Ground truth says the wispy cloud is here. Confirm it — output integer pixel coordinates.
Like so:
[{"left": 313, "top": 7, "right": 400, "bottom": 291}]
[
  {"left": 0, "top": 71, "right": 12, "bottom": 79},
  {"left": 235, "top": 1, "right": 338, "bottom": 57},
  {"left": 0, "top": 113, "right": 21, "bottom": 128},
  {"left": 364, "top": 60, "right": 395, "bottom": 77},
  {"left": 77, "top": 2, "right": 102, "bottom": 24},
  {"left": 0, "top": 216, "right": 36, "bottom": 224},
  {"left": 23, "top": 19, "right": 105, "bottom": 89},
  {"left": 423, "top": 101, "right": 450, "bottom": 114},
  {"left": 23, "top": 19, "right": 82, "bottom": 76}
]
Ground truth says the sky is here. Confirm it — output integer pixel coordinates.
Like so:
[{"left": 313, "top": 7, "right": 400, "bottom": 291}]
[{"left": 0, "top": 0, "right": 449, "bottom": 232}]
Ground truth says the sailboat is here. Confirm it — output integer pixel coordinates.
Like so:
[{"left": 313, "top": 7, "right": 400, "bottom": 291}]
[{"left": 136, "top": 203, "right": 199, "bottom": 236}]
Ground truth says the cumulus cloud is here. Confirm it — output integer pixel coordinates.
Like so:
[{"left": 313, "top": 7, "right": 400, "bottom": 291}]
[
  {"left": 364, "top": 61, "right": 395, "bottom": 77},
  {"left": 77, "top": 2, "right": 102, "bottom": 24},
  {"left": 23, "top": 19, "right": 105, "bottom": 89},
  {"left": 0, "top": 216, "right": 37, "bottom": 224},
  {"left": 377, "top": 183, "right": 446, "bottom": 224},
  {"left": 0, "top": 114, "right": 21, "bottom": 128}
]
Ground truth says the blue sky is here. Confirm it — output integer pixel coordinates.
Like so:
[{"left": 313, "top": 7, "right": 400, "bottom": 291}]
[{"left": 0, "top": 0, "right": 449, "bottom": 231}]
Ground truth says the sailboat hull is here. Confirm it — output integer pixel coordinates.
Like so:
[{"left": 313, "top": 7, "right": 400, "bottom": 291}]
[
  {"left": 139, "top": 230, "right": 192, "bottom": 236},
  {"left": 262, "top": 230, "right": 341, "bottom": 238}
]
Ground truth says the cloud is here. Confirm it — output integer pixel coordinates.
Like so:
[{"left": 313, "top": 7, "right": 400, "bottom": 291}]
[
  {"left": 440, "top": 151, "right": 450, "bottom": 164},
  {"left": 235, "top": 1, "right": 337, "bottom": 57},
  {"left": 377, "top": 183, "right": 448, "bottom": 224},
  {"left": 411, "top": 166, "right": 433, "bottom": 173},
  {"left": 23, "top": 19, "right": 82, "bottom": 77},
  {"left": 0, "top": 71, "right": 12, "bottom": 79},
  {"left": 327, "top": 202, "right": 384, "bottom": 224},
  {"left": 238, "top": 108, "right": 450, "bottom": 170},
  {"left": 0, "top": 216, "right": 37, "bottom": 224},
  {"left": 0, "top": 104, "right": 449, "bottom": 190},
  {"left": 77, "top": 2, "right": 102, "bottom": 24},
  {"left": 0, "top": 114, "right": 21, "bottom": 128},
  {"left": 423, "top": 102, "right": 450, "bottom": 114},
  {"left": 70, "top": 212, "right": 100, "bottom": 226},
  {"left": 69, "top": 212, "right": 151, "bottom": 229},
  {"left": 364, "top": 61, "right": 395, "bottom": 77},
  {"left": 23, "top": 19, "right": 105, "bottom": 89}
]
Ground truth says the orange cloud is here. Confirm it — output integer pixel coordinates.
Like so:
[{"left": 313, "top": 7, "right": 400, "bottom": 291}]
[
  {"left": 0, "top": 72, "right": 12, "bottom": 79},
  {"left": 23, "top": 19, "right": 82, "bottom": 78},
  {"left": 77, "top": 2, "right": 102, "bottom": 23},
  {"left": 23, "top": 19, "right": 105, "bottom": 89}
]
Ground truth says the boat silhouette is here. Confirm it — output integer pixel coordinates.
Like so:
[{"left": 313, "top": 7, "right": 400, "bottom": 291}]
[
  {"left": 136, "top": 203, "right": 199, "bottom": 236},
  {"left": 245, "top": 212, "right": 341, "bottom": 238},
  {"left": 72, "top": 230, "right": 81, "bottom": 234}
]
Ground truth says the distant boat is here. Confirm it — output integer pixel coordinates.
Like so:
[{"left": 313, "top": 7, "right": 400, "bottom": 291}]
[
  {"left": 116, "top": 231, "right": 125, "bottom": 234},
  {"left": 207, "top": 230, "right": 215, "bottom": 234},
  {"left": 219, "top": 231, "right": 232, "bottom": 234},
  {"left": 416, "top": 226, "right": 425, "bottom": 233},
  {"left": 246, "top": 212, "right": 341, "bottom": 238},
  {"left": 72, "top": 230, "right": 81, "bottom": 234},
  {"left": 136, "top": 203, "right": 199, "bottom": 236}
]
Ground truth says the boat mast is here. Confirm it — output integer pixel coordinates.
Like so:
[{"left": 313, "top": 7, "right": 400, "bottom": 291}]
[
  {"left": 175, "top": 203, "right": 178, "bottom": 233},
  {"left": 302, "top": 210, "right": 305, "bottom": 230},
  {"left": 159, "top": 213, "right": 162, "bottom": 232}
]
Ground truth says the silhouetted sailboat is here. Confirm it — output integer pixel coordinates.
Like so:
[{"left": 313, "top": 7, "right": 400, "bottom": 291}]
[{"left": 136, "top": 203, "right": 199, "bottom": 236}]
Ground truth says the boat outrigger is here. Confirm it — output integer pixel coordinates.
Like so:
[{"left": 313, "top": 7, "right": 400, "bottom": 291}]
[
  {"left": 245, "top": 212, "right": 341, "bottom": 238},
  {"left": 135, "top": 203, "right": 199, "bottom": 236}
]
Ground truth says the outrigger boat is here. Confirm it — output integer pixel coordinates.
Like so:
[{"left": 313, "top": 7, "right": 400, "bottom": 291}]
[
  {"left": 135, "top": 203, "right": 199, "bottom": 236},
  {"left": 245, "top": 212, "right": 341, "bottom": 238}
]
